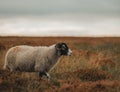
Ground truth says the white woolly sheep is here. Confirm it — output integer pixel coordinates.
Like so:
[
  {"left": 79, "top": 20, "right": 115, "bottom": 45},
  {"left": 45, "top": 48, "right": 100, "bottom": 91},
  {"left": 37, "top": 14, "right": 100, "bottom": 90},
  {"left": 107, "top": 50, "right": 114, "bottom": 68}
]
[{"left": 3, "top": 43, "right": 72, "bottom": 79}]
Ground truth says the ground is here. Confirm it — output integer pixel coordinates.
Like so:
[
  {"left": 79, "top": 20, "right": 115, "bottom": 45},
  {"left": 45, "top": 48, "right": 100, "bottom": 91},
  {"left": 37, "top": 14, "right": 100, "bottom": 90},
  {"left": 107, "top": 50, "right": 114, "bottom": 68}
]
[{"left": 0, "top": 37, "right": 120, "bottom": 92}]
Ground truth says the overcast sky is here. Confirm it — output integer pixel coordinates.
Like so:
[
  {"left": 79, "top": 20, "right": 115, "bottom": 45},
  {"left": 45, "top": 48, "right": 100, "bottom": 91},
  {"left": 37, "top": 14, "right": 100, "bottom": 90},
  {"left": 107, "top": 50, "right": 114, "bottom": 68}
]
[
  {"left": 0, "top": 0, "right": 120, "bottom": 15},
  {"left": 0, "top": 0, "right": 120, "bottom": 36}
]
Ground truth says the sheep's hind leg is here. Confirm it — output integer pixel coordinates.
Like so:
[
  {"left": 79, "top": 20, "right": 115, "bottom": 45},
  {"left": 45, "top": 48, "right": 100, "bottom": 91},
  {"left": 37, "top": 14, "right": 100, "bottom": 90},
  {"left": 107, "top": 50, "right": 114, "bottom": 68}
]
[
  {"left": 45, "top": 72, "right": 50, "bottom": 80},
  {"left": 39, "top": 71, "right": 50, "bottom": 80}
]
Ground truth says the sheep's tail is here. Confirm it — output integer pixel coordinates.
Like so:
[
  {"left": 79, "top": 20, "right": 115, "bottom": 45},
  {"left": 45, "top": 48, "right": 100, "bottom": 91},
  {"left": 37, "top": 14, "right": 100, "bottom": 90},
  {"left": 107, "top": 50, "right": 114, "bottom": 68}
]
[
  {"left": 3, "top": 56, "right": 7, "bottom": 70},
  {"left": 3, "top": 64, "right": 6, "bottom": 70},
  {"left": 3, "top": 50, "right": 9, "bottom": 70}
]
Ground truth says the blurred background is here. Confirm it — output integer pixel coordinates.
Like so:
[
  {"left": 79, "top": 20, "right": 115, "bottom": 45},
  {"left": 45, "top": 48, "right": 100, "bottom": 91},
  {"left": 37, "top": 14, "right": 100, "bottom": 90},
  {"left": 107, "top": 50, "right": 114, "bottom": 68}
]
[{"left": 0, "top": 0, "right": 120, "bottom": 37}]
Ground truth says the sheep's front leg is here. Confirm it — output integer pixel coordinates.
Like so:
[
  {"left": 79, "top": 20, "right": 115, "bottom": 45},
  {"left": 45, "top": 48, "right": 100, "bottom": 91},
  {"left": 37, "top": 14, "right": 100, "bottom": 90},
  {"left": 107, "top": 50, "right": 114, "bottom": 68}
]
[{"left": 39, "top": 71, "right": 50, "bottom": 80}]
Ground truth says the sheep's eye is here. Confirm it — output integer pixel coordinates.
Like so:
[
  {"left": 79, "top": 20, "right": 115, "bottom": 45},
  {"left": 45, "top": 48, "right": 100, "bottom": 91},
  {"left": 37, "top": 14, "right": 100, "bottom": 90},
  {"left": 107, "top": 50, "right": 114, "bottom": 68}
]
[
  {"left": 62, "top": 47, "right": 66, "bottom": 50},
  {"left": 62, "top": 45, "right": 69, "bottom": 51}
]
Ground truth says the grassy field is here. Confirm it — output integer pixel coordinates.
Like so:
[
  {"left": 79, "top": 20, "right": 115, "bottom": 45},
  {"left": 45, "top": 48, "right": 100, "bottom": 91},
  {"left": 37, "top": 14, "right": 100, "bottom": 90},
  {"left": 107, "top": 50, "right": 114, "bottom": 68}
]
[{"left": 0, "top": 37, "right": 120, "bottom": 92}]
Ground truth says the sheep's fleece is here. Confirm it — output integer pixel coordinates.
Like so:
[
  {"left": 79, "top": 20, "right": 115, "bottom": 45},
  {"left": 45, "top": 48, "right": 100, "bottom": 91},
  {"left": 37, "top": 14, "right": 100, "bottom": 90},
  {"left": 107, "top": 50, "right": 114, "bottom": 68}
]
[{"left": 4, "top": 43, "right": 72, "bottom": 79}]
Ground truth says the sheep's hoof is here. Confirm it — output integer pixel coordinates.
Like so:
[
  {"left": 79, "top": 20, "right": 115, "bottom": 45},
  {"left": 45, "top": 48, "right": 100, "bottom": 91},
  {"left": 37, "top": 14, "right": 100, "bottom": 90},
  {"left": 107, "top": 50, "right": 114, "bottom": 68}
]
[
  {"left": 38, "top": 77, "right": 42, "bottom": 80},
  {"left": 39, "top": 77, "right": 50, "bottom": 83},
  {"left": 46, "top": 77, "right": 50, "bottom": 81}
]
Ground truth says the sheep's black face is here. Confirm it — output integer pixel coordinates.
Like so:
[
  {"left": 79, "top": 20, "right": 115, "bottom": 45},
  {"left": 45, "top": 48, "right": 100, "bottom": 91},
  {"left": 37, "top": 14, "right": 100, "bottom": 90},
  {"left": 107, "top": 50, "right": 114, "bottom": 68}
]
[{"left": 55, "top": 43, "right": 72, "bottom": 56}]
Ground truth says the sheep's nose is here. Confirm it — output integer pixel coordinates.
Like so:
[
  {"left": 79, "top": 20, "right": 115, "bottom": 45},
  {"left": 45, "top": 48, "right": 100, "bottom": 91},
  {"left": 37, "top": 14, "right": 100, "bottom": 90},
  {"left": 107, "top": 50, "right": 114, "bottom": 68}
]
[{"left": 67, "top": 49, "right": 72, "bottom": 56}]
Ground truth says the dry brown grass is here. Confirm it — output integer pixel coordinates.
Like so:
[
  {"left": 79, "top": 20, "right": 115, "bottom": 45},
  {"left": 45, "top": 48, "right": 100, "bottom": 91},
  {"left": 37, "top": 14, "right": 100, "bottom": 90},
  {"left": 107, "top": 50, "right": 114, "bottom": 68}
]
[{"left": 0, "top": 36, "right": 120, "bottom": 92}]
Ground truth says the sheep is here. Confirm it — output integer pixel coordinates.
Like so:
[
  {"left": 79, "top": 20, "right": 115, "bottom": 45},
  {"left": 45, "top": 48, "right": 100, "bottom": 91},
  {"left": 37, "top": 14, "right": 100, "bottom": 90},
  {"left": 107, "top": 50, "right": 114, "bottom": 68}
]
[{"left": 3, "top": 42, "right": 72, "bottom": 79}]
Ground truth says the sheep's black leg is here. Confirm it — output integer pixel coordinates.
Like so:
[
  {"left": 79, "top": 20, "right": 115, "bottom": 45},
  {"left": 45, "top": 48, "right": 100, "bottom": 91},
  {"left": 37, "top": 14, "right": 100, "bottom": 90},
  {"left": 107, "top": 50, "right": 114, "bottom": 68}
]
[
  {"left": 39, "top": 72, "right": 46, "bottom": 77},
  {"left": 39, "top": 71, "right": 50, "bottom": 80},
  {"left": 45, "top": 72, "right": 50, "bottom": 80}
]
